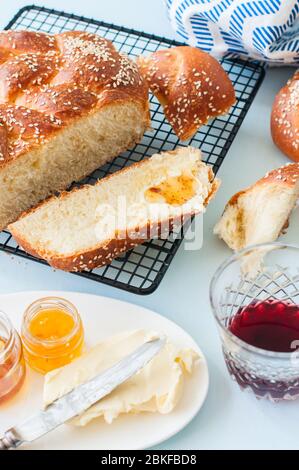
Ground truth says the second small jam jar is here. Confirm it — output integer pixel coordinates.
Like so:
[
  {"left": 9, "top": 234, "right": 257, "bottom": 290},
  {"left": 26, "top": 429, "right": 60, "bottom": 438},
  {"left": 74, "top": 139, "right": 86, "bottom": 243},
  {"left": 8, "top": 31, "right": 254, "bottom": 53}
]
[
  {"left": 21, "top": 297, "right": 84, "bottom": 374},
  {"left": 0, "top": 311, "right": 26, "bottom": 404}
]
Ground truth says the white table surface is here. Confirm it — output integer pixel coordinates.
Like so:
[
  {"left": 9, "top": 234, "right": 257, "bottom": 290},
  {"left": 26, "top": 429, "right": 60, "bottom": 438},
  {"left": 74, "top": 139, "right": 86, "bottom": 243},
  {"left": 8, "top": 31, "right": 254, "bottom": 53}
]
[{"left": 0, "top": 0, "right": 298, "bottom": 451}]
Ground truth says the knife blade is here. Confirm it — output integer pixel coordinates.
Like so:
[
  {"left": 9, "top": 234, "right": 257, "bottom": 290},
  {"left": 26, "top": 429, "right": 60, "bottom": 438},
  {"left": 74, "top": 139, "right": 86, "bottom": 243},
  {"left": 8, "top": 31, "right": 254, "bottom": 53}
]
[{"left": 0, "top": 336, "right": 166, "bottom": 450}]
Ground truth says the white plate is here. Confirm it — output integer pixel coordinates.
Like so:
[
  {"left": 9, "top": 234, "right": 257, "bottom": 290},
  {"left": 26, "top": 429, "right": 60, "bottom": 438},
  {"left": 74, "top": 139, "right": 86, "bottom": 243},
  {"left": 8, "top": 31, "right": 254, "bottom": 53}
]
[{"left": 0, "top": 291, "right": 209, "bottom": 450}]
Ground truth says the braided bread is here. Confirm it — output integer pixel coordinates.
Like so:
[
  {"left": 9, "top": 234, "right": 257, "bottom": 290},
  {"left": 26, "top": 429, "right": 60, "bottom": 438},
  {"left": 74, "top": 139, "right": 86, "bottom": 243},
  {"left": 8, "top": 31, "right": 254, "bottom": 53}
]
[
  {"left": 137, "top": 46, "right": 235, "bottom": 141},
  {"left": 0, "top": 30, "right": 149, "bottom": 230}
]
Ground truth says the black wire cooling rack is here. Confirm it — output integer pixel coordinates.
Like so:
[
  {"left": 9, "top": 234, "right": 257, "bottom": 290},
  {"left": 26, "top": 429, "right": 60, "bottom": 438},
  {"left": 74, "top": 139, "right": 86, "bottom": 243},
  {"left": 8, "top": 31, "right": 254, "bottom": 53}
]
[{"left": 0, "top": 5, "right": 265, "bottom": 294}]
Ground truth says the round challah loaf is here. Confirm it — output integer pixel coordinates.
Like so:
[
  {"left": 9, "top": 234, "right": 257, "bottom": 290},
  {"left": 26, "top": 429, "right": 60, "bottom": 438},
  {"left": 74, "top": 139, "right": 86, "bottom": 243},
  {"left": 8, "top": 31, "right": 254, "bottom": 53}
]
[{"left": 271, "top": 70, "right": 299, "bottom": 162}]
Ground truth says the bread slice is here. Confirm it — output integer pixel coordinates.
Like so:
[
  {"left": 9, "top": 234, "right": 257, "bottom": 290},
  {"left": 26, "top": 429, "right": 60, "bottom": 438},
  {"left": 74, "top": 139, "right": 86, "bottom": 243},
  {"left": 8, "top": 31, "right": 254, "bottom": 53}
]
[
  {"left": 214, "top": 163, "right": 299, "bottom": 250},
  {"left": 9, "top": 147, "right": 220, "bottom": 272},
  {"left": 0, "top": 102, "right": 149, "bottom": 231}
]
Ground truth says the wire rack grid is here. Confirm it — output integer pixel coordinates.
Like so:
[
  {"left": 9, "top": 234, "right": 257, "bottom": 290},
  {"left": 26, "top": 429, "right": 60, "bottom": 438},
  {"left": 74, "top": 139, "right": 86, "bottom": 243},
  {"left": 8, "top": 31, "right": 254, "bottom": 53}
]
[{"left": 0, "top": 5, "right": 265, "bottom": 294}]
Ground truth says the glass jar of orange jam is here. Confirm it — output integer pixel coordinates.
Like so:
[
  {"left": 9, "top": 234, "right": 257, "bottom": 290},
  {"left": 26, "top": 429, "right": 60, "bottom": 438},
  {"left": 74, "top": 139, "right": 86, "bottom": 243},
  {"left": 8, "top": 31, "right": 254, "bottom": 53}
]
[
  {"left": 0, "top": 312, "right": 26, "bottom": 404},
  {"left": 21, "top": 297, "right": 84, "bottom": 374}
]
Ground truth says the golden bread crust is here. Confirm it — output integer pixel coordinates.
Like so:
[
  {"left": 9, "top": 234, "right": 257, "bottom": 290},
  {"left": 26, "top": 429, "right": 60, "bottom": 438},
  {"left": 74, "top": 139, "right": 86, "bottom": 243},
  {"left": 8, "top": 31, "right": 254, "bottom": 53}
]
[
  {"left": 11, "top": 216, "right": 191, "bottom": 272},
  {"left": 227, "top": 163, "right": 299, "bottom": 207},
  {"left": 137, "top": 46, "right": 235, "bottom": 140},
  {"left": 271, "top": 70, "right": 299, "bottom": 162},
  {"left": 0, "top": 30, "right": 149, "bottom": 166}
]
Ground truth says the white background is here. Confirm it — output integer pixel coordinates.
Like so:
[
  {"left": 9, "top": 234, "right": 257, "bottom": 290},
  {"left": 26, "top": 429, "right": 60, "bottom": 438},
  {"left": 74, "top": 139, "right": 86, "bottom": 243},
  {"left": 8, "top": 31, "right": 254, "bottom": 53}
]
[{"left": 0, "top": 0, "right": 298, "bottom": 450}]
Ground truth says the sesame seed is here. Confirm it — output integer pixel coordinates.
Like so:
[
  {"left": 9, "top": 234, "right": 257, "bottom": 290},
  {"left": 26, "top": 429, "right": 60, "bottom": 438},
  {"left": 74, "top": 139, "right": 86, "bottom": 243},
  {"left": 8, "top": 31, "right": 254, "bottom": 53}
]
[{"left": 0, "top": 30, "right": 145, "bottom": 161}]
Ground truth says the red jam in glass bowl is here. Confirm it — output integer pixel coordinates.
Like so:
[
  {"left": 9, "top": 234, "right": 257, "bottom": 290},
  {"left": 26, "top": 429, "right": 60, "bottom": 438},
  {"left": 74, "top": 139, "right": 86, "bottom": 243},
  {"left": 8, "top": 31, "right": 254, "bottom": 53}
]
[{"left": 226, "top": 300, "right": 299, "bottom": 400}]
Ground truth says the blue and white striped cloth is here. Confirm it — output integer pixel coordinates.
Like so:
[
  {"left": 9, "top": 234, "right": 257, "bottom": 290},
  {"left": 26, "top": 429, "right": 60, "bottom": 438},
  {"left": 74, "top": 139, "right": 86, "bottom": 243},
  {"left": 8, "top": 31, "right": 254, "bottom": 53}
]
[{"left": 165, "top": 0, "right": 299, "bottom": 64}]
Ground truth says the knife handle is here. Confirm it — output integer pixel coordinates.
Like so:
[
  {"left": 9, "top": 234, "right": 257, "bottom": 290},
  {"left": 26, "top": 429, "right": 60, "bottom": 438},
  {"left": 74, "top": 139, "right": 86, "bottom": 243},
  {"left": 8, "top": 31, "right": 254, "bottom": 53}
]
[{"left": 0, "top": 430, "right": 22, "bottom": 450}]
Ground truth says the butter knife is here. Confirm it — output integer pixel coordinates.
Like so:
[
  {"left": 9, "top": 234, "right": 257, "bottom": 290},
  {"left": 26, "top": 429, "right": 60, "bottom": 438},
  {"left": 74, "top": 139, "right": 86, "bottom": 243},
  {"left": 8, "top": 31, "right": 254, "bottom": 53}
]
[{"left": 0, "top": 336, "right": 165, "bottom": 450}]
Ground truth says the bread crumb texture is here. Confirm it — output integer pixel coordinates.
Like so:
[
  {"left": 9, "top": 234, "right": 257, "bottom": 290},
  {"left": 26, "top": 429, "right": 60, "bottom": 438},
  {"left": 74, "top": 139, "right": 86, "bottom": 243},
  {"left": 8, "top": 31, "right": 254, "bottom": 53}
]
[
  {"left": 9, "top": 147, "right": 220, "bottom": 271},
  {"left": 271, "top": 70, "right": 299, "bottom": 162}
]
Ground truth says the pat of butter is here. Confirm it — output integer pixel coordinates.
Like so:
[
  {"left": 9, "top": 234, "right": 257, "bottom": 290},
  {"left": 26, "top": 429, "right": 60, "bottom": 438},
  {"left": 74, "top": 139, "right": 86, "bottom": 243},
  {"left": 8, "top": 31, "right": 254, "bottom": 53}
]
[{"left": 43, "top": 329, "right": 199, "bottom": 426}]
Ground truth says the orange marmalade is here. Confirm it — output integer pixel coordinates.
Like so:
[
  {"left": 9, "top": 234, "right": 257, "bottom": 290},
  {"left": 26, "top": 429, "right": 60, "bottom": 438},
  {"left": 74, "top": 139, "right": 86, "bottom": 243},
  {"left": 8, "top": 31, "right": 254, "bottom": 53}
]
[
  {"left": 0, "top": 312, "right": 26, "bottom": 404},
  {"left": 145, "top": 174, "right": 196, "bottom": 206},
  {"left": 21, "top": 297, "right": 84, "bottom": 374}
]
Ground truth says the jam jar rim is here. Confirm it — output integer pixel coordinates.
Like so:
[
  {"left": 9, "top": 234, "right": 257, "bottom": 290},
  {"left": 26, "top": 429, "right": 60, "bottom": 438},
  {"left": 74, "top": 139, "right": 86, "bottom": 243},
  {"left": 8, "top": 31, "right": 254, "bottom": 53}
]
[
  {"left": 0, "top": 311, "right": 23, "bottom": 379},
  {"left": 0, "top": 310, "right": 15, "bottom": 361},
  {"left": 21, "top": 296, "right": 82, "bottom": 347},
  {"left": 209, "top": 241, "right": 299, "bottom": 360}
]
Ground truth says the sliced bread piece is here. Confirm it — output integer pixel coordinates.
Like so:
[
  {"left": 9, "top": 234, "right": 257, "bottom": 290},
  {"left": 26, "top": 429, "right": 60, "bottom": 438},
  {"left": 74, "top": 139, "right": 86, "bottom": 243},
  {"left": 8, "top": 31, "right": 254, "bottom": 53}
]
[
  {"left": 9, "top": 146, "right": 220, "bottom": 271},
  {"left": 214, "top": 163, "right": 299, "bottom": 251}
]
